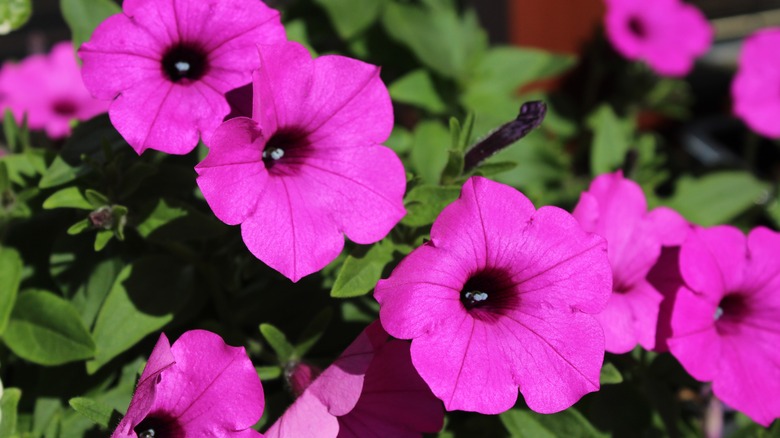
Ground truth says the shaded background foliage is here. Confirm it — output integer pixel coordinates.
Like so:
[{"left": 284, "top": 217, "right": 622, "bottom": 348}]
[{"left": 0, "top": 0, "right": 779, "bottom": 437}]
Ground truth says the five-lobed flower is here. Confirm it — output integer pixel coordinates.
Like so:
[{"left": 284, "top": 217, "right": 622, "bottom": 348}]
[
  {"left": 375, "top": 176, "right": 612, "bottom": 415},
  {"left": 603, "top": 0, "right": 712, "bottom": 76},
  {"left": 0, "top": 41, "right": 108, "bottom": 139},
  {"left": 79, "top": 0, "right": 286, "bottom": 155},
  {"left": 573, "top": 171, "right": 688, "bottom": 353},
  {"left": 731, "top": 27, "right": 780, "bottom": 139},
  {"left": 112, "top": 330, "right": 265, "bottom": 437},
  {"left": 196, "top": 41, "right": 406, "bottom": 282}
]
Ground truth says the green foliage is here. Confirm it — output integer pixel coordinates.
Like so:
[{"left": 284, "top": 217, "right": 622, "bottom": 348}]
[
  {"left": 402, "top": 184, "right": 461, "bottom": 227},
  {"left": 60, "top": 0, "right": 120, "bottom": 49},
  {"left": 588, "top": 104, "right": 633, "bottom": 175},
  {"left": 68, "top": 397, "right": 117, "bottom": 428},
  {"left": 665, "top": 171, "right": 770, "bottom": 226},
  {"left": 501, "top": 408, "right": 608, "bottom": 438},
  {"left": 389, "top": 70, "right": 447, "bottom": 114},
  {"left": 314, "top": 0, "right": 384, "bottom": 39},
  {"left": 331, "top": 240, "right": 395, "bottom": 298},
  {"left": 42, "top": 187, "right": 93, "bottom": 210},
  {"left": 0, "top": 246, "right": 21, "bottom": 335},
  {"left": 0, "top": 388, "right": 21, "bottom": 438},
  {"left": 0, "top": 0, "right": 31, "bottom": 35},
  {"left": 2, "top": 290, "right": 95, "bottom": 365},
  {"left": 381, "top": 0, "right": 487, "bottom": 81},
  {"left": 410, "top": 121, "right": 450, "bottom": 184},
  {"left": 87, "top": 256, "right": 193, "bottom": 374},
  {"left": 260, "top": 323, "right": 296, "bottom": 364},
  {"left": 600, "top": 362, "right": 623, "bottom": 385}
]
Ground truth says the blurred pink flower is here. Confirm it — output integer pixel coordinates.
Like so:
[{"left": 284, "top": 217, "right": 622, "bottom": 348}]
[
  {"left": 266, "top": 322, "right": 443, "bottom": 437},
  {"left": 79, "top": 0, "right": 285, "bottom": 155},
  {"left": 573, "top": 171, "right": 688, "bottom": 353},
  {"left": 196, "top": 42, "right": 406, "bottom": 282},
  {"left": 111, "top": 330, "right": 264, "bottom": 438},
  {"left": 374, "top": 176, "right": 612, "bottom": 414},
  {"left": 604, "top": 0, "right": 712, "bottom": 76},
  {"left": 664, "top": 226, "right": 780, "bottom": 426},
  {"left": 732, "top": 28, "right": 780, "bottom": 139},
  {"left": 0, "top": 42, "right": 107, "bottom": 139}
]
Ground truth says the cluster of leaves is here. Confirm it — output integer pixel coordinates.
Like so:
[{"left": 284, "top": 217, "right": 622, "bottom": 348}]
[{"left": 1, "top": 0, "right": 779, "bottom": 437}]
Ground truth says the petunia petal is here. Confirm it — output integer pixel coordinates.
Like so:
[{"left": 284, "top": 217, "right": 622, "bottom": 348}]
[
  {"left": 679, "top": 226, "right": 746, "bottom": 299},
  {"left": 240, "top": 177, "right": 344, "bottom": 282},
  {"left": 149, "top": 330, "right": 264, "bottom": 434},
  {"left": 196, "top": 117, "right": 268, "bottom": 225},
  {"left": 667, "top": 286, "right": 721, "bottom": 381},
  {"left": 111, "top": 334, "right": 175, "bottom": 438}
]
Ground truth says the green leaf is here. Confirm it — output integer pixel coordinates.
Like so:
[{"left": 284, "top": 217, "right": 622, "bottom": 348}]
[
  {"left": 1, "top": 149, "right": 46, "bottom": 184},
  {"left": 60, "top": 0, "right": 120, "bottom": 49},
  {"left": 386, "top": 126, "right": 413, "bottom": 154},
  {"left": 87, "top": 256, "right": 192, "bottom": 373},
  {"left": 331, "top": 240, "right": 394, "bottom": 298},
  {"left": 84, "top": 189, "right": 109, "bottom": 208},
  {"left": 136, "top": 198, "right": 224, "bottom": 241},
  {"left": 256, "top": 366, "right": 282, "bottom": 381},
  {"left": 410, "top": 121, "right": 450, "bottom": 184},
  {"left": 67, "top": 219, "right": 90, "bottom": 235},
  {"left": 501, "top": 408, "right": 607, "bottom": 438},
  {"left": 0, "top": 388, "right": 21, "bottom": 438},
  {"left": 402, "top": 185, "right": 461, "bottom": 227},
  {"left": 42, "top": 186, "right": 93, "bottom": 210},
  {"left": 3, "top": 290, "right": 96, "bottom": 365},
  {"left": 381, "top": 1, "right": 487, "bottom": 80},
  {"left": 32, "top": 398, "right": 61, "bottom": 438},
  {"left": 39, "top": 156, "right": 84, "bottom": 189},
  {"left": 3, "top": 109, "right": 18, "bottom": 151},
  {"left": 284, "top": 19, "right": 317, "bottom": 57},
  {"left": 0, "top": 0, "right": 31, "bottom": 35},
  {"left": 470, "top": 161, "right": 517, "bottom": 177},
  {"left": 93, "top": 230, "right": 113, "bottom": 251},
  {"left": 587, "top": 104, "right": 633, "bottom": 175},
  {"left": 600, "top": 361, "right": 623, "bottom": 385},
  {"left": 314, "top": 0, "right": 384, "bottom": 39},
  {"left": 68, "top": 397, "right": 116, "bottom": 428},
  {"left": 70, "top": 258, "right": 122, "bottom": 329},
  {"left": 295, "top": 307, "right": 333, "bottom": 357},
  {"left": 260, "top": 323, "right": 296, "bottom": 363},
  {"left": 0, "top": 246, "right": 22, "bottom": 336},
  {"left": 389, "top": 70, "right": 447, "bottom": 113},
  {"left": 666, "top": 171, "right": 770, "bottom": 226},
  {"left": 465, "top": 46, "right": 576, "bottom": 97}
]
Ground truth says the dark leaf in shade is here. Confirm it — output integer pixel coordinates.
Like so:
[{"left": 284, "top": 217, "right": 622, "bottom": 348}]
[{"left": 463, "top": 101, "right": 547, "bottom": 172}]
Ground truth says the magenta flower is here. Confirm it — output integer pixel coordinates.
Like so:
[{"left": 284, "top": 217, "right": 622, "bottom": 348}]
[
  {"left": 79, "top": 0, "right": 285, "bottom": 155},
  {"left": 572, "top": 171, "right": 688, "bottom": 353},
  {"left": 604, "top": 0, "right": 712, "bottom": 76},
  {"left": 374, "top": 176, "right": 612, "bottom": 414},
  {"left": 0, "top": 42, "right": 107, "bottom": 139},
  {"left": 732, "top": 28, "right": 780, "bottom": 139},
  {"left": 111, "top": 330, "right": 264, "bottom": 438},
  {"left": 196, "top": 41, "right": 406, "bottom": 282},
  {"left": 266, "top": 322, "right": 443, "bottom": 437},
  {"left": 663, "top": 226, "right": 780, "bottom": 426}
]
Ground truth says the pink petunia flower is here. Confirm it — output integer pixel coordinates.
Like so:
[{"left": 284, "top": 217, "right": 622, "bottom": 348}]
[
  {"left": 111, "top": 330, "right": 264, "bottom": 438},
  {"left": 374, "top": 176, "right": 613, "bottom": 414},
  {"left": 662, "top": 226, "right": 780, "bottom": 426},
  {"left": 79, "top": 0, "right": 285, "bottom": 155},
  {"left": 604, "top": 0, "right": 712, "bottom": 76},
  {"left": 0, "top": 41, "right": 108, "bottom": 139},
  {"left": 731, "top": 28, "right": 780, "bottom": 139},
  {"left": 195, "top": 41, "right": 406, "bottom": 282},
  {"left": 573, "top": 171, "right": 688, "bottom": 353},
  {"left": 266, "top": 321, "right": 443, "bottom": 437}
]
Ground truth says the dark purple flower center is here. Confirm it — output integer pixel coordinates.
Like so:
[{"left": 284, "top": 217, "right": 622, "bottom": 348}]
[
  {"left": 262, "top": 129, "right": 310, "bottom": 175},
  {"left": 627, "top": 16, "right": 647, "bottom": 38},
  {"left": 714, "top": 293, "right": 748, "bottom": 334},
  {"left": 161, "top": 44, "right": 208, "bottom": 83},
  {"left": 134, "top": 413, "right": 184, "bottom": 438},
  {"left": 460, "top": 268, "right": 519, "bottom": 319},
  {"left": 51, "top": 99, "right": 78, "bottom": 117}
]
